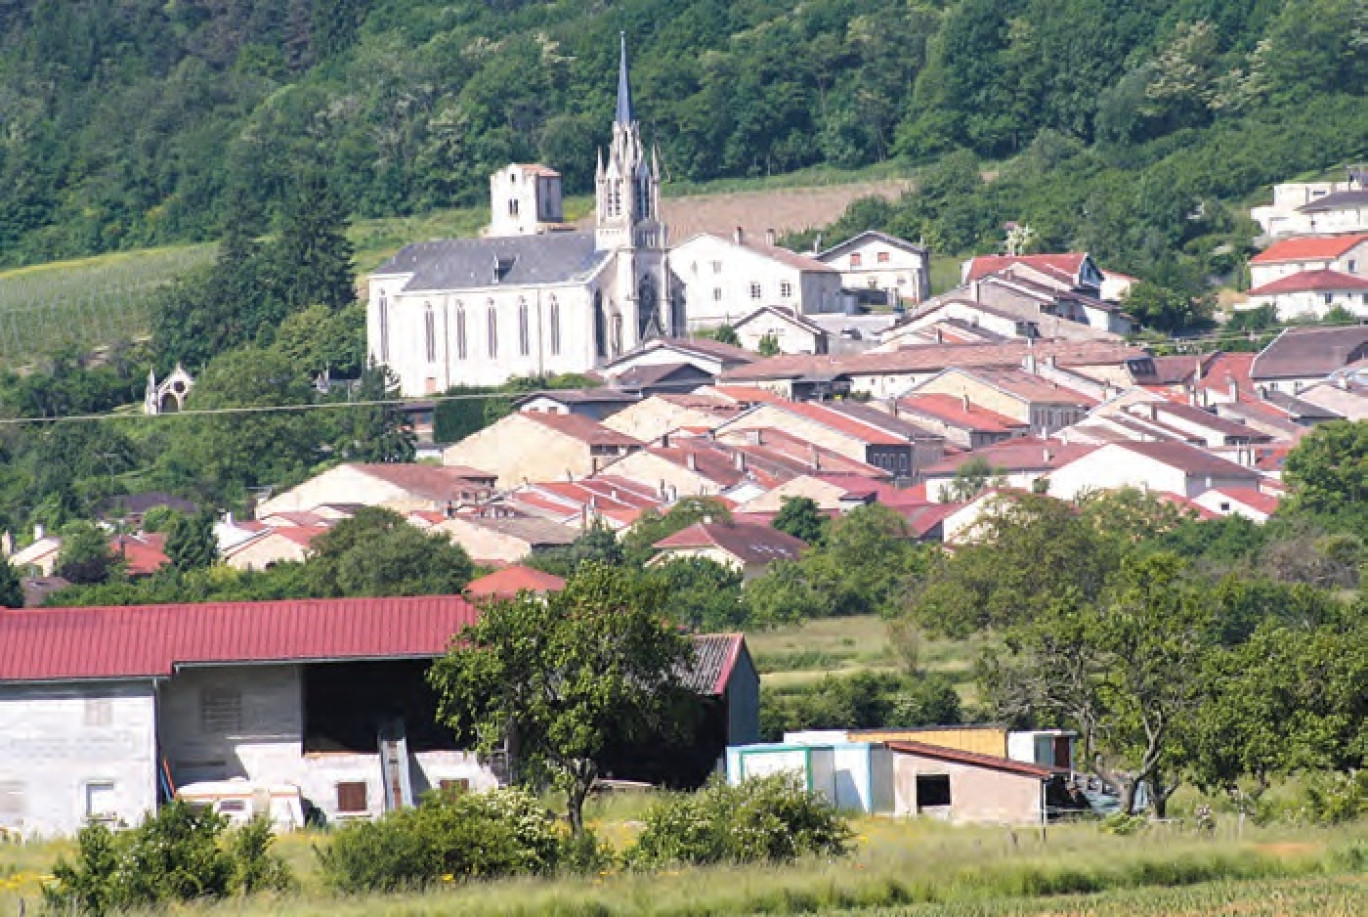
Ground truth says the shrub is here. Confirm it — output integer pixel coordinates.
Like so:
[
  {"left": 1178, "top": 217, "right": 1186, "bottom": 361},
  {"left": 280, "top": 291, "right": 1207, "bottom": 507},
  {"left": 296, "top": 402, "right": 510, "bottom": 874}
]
[
  {"left": 1301, "top": 771, "right": 1368, "bottom": 826},
  {"left": 42, "top": 802, "right": 291, "bottom": 915},
  {"left": 629, "top": 774, "right": 851, "bottom": 868},
  {"left": 316, "top": 787, "right": 562, "bottom": 893}
]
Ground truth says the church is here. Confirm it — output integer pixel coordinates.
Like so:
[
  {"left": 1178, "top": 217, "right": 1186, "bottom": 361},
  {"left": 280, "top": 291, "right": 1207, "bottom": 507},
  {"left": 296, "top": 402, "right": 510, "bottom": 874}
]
[{"left": 367, "top": 37, "right": 677, "bottom": 396}]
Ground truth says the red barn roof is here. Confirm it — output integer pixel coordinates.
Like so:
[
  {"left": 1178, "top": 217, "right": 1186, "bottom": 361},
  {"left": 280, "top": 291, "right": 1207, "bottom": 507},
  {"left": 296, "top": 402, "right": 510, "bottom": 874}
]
[{"left": 0, "top": 595, "right": 481, "bottom": 683}]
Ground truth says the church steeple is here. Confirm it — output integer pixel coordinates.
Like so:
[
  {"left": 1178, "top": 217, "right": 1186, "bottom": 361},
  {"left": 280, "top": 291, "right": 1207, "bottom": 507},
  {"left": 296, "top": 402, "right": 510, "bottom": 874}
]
[{"left": 615, "top": 32, "right": 634, "bottom": 127}]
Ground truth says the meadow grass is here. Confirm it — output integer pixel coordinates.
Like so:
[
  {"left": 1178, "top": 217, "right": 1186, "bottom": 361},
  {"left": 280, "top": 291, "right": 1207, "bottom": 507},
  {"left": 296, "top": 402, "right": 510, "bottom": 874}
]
[{"left": 6, "top": 816, "right": 1357, "bottom": 916}]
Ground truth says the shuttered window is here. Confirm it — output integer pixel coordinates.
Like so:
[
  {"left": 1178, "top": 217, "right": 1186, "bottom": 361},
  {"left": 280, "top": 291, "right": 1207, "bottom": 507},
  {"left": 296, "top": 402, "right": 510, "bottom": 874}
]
[{"left": 336, "top": 782, "right": 368, "bottom": 814}]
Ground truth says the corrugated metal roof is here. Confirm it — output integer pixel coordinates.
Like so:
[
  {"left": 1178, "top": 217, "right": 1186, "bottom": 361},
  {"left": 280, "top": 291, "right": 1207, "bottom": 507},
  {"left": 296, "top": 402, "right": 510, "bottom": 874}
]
[
  {"left": 683, "top": 633, "right": 747, "bottom": 695},
  {"left": 0, "top": 595, "right": 480, "bottom": 683}
]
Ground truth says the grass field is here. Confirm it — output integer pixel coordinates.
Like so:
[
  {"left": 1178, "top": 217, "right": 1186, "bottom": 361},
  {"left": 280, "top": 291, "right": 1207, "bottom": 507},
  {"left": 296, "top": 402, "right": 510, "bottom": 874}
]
[{"left": 5, "top": 811, "right": 1362, "bottom": 916}]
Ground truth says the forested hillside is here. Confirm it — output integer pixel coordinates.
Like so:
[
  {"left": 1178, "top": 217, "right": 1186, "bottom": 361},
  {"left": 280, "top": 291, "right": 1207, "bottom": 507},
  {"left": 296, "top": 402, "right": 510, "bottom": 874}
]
[{"left": 1, "top": 0, "right": 1365, "bottom": 267}]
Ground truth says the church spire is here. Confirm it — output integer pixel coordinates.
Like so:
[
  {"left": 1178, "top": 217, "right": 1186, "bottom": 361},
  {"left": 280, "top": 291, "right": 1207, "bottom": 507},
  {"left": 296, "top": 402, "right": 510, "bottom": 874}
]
[{"left": 615, "top": 32, "right": 633, "bottom": 127}]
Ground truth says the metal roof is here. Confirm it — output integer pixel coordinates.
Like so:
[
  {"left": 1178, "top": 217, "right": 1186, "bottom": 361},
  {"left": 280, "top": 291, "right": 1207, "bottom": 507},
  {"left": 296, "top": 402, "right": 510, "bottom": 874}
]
[
  {"left": 0, "top": 595, "right": 480, "bottom": 683},
  {"left": 375, "top": 232, "right": 610, "bottom": 292}
]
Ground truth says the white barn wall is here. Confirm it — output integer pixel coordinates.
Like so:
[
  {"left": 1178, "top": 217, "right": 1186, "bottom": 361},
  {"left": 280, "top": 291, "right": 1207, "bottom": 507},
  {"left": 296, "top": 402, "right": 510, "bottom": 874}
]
[{"left": 0, "top": 682, "right": 158, "bottom": 837}]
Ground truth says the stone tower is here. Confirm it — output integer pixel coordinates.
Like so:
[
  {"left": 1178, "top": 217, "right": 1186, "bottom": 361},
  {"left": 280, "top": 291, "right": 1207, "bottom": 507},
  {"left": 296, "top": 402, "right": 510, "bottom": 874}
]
[{"left": 595, "top": 34, "right": 673, "bottom": 343}]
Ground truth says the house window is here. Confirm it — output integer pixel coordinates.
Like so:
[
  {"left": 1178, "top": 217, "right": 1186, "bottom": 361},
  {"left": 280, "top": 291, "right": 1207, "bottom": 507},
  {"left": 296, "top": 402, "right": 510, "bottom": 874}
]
[
  {"left": 336, "top": 781, "right": 368, "bottom": 814},
  {"left": 850, "top": 253, "right": 862, "bottom": 268},
  {"left": 549, "top": 297, "right": 561, "bottom": 356},
  {"left": 711, "top": 261, "right": 722, "bottom": 274},
  {"left": 749, "top": 282, "right": 762, "bottom": 300},
  {"left": 713, "top": 288, "right": 723, "bottom": 301},
  {"left": 916, "top": 774, "right": 952, "bottom": 808},
  {"left": 780, "top": 281, "right": 793, "bottom": 298},
  {"left": 424, "top": 304, "right": 436, "bottom": 363},
  {"left": 1324, "top": 293, "right": 1334, "bottom": 305},
  {"left": 84, "top": 781, "right": 117, "bottom": 821},
  {"left": 455, "top": 303, "right": 468, "bottom": 359},
  {"left": 691, "top": 261, "right": 698, "bottom": 275},
  {"left": 200, "top": 686, "right": 242, "bottom": 734},
  {"left": 518, "top": 299, "right": 530, "bottom": 356},
  {"left": 1348, "top": 259, "right": 1357, "bottom": 273},
  {"left": 84, "top": 698, "right": 113, "bottom": 727},
  {"left": 509, "top": 198, "right": 519, "bottom": 216},
  {"left": 487, "top": 303, "right": 499, "bottom": 358},
  {"left": 877, "top": 251, "right": 890, "bottom": 264},
  {"left": 378, "top": 294, "right": 390, "bottom": 363}
]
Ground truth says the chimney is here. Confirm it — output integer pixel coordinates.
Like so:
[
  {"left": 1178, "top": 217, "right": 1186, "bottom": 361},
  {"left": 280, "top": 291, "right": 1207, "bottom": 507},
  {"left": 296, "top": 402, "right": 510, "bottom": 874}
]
[
  {"left": 765, "top": 228, "right": 776, "bottom": 247},
  {"left": 1228, "top": 377, "right": 1239, "bottom": 402},
  {"left": 686, "top": 452, "right": 698, "bottom": 472},
  {"left": 1195, "top": 355, "right": 1204, "bottom": 381},
  {"left": 33, "top": 523, "right": 45, "bottom": 541},
  {"left": 1043, "top": 447, "right": 1054, "bottom": 463},
  {"left": 810, "top": 444, "right": 821, "bottom": 471},
  {"left": 749, "top": 429, "right": 763, "bottom": 446},
  {"left": 733, "top": 226, "right": 744, "bottom": 245},
  {"left": 1024, "top": 352, "right": 1038, "bottom": 374},
  {"left": 734, "top": 452, "right": 747, "bottom": 472},
  {"left": 661, "top": 432, "right": 671, "bottom": 448},
  {"left": 961, "top": 392, "right": 971, "bottom": 412},
  {"left": 935, "top": 327, "right": 944, "bottom": 344},
  {"left": 813, "top": 232, "right": 823, "bottom": 253}
]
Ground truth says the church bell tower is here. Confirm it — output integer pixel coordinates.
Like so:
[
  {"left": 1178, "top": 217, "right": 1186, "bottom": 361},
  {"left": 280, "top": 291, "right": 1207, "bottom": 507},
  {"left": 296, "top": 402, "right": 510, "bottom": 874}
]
[{"left": 596, "top": 34, "right": 672, "bottom": 344}]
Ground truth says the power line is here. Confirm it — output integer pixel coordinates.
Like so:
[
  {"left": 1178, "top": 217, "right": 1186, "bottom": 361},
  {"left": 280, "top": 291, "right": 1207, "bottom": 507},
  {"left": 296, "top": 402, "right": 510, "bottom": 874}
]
[{"left": 0, "top": 390, "right": 511, "bottom": 428}]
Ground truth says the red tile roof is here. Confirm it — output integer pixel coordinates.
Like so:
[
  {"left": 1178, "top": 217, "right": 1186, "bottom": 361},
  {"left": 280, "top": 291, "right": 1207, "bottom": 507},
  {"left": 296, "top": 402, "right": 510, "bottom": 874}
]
[
  {"left": 1209, "top": 487, "right": 1281, "bottom": 516},
  {"left": 1252, "top": 327, "right": 1368, "bottom": 381},
  {"left": 521, "top": 411, "right": 643, "bottom": 447},
  {"left": 772, "top": 401, "right": 910, "bottom": 446},
  {"left": 109, "top": 534, "right": 169, "bottom": 577},
  {"left": 354, "top": 463, "right": 496, "bottom": 500},
  {"left": 964, "top": 253, "right": 1089, "bottom": 283},
  {"left": 653, "top": 522, "right": 807, "bottom": 564},
  {"left": 953, "top": 366, "right": 1098, "bottom": 405},
  {"left": 897, "top": 394, "right": 1026, "bottom": 433},
  {"left": 1249, "top": 233, "right": 1368, "bottom": 264},
  {"left": 1155, "top": 492, "right": 1220, "bottom": 520},
  {"left": 705, "top": 385, "right": 790, "bottom": 406},
  {"left": 0, "top": 595, "right": 481, "bottom": 683},
  {"left": 466, "top": 565, "right": 566, "bottom": 599},
  {"left": 922, "top": 437, "right": 1096, "bottom": 476},
  {"left": 1246, "top": 269, "right": 1368, "bottom": 296},
  {"left": 886, "top": 740, "right": 1059, "bottom": 779}
]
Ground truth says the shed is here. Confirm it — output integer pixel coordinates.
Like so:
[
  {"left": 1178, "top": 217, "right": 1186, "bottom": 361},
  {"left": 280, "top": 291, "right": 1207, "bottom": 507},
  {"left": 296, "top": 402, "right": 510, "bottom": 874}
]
[
  {"left": 783, "top": 732, "right": 895, "bottom": 813},
  {"left": 726, "top": 743, "right": 838, "bottom": 804},
  {"left": 887, "top": 741, "right": 1077, "bottom": 825}
]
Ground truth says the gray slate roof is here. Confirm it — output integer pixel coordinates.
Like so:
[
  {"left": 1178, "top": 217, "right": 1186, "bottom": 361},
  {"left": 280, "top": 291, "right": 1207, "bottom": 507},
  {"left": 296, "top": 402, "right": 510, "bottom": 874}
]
[
  {"left": 1297, "top": 189, "right": 1368, "bottom": 213},
  {"left": 375, "top": 232, "right": 610, "bottom": 292}
]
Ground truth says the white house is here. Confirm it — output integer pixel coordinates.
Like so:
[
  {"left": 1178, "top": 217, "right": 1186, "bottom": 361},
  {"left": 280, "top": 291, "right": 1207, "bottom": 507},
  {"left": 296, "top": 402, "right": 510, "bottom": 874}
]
[
  {"left": 667, "top": 229, "right": 845, "bottom": 330},
  {"left": 1247, "top": 233, "right": 1368, "bottom": 287},
  {"left": 1250, "top": 171, "right": 1368, "bottom": 237},
  {"left": 731, "top": 306, "right": 829, "bottom": 355},
  {"left": 1241, "top": 269, "right": 1368, "bottom": 321},
  {"left": 1045, "top": 440, "right": 1263, "bottom": 501},
  {"left": 814, "top": 230, "right": 930, "bottom": 305}
]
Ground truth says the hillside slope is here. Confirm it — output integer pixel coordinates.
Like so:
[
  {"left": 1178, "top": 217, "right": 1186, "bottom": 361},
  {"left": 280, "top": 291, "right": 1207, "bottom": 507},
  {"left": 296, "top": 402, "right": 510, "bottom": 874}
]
[{"left": 1, "top": 1, "right": 1364, "bottom": 268}]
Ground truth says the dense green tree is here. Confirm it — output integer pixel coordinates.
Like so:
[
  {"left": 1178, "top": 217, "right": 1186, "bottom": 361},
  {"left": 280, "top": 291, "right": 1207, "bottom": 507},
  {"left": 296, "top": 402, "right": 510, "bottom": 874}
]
[
  {"left": 429, "top": 563, "right": 692, "bottom": 835},
  {"left": 165, "top": 509, "right": 219, "bottom": 572},
  {"left": 305, "top": 507, "right": 473, "bottom": 597},
  {"left": 56, "top": 521, "right": 117, "bottom": 585},
  {"left": 646, "top": 556, "right": 745, "bottom": 631},
  {"left": 620, "top": 497, "right": 732, "bottom": 567},
  {"left": 770, "top": 496, "right": 829, "bottom": 546},
  {"left": 265, "top": 169, "right": 356, "bottom": 313},
  {"left": 1283, "top": 420, "right": 1368, "bottom": 524},
  {"left": 0, "top": 557, "right": 23, "bottom": 608},
  {"left": 526, "top": 520, "right": 625, "bottom": 578}
]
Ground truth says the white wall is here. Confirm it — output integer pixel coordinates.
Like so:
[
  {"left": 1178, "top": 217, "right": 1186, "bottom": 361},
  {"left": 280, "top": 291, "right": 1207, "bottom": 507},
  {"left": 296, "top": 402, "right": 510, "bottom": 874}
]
[
  {"left": 1245, "top": 288, "right": 1368, "bottom": 322},
  {"left": 670, "top": 235, "right": 841, "bottom": 329},
  {"left": 0, "top": 682, "right": 158, "bottom": 837},
  {"left": 1248, "top": 240, "right": 1368, "bottom": 287},
  {"left": 821, "top": 237, "right": 929, "bottom": 303}
]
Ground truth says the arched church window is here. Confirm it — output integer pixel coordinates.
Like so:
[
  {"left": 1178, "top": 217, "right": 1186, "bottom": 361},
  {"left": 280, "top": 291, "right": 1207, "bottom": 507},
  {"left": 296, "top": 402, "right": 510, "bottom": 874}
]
[
  {"left": 455, "top": 303, "right": 468, "bottom": 359},
  {"left": 518, "top": 299, "right": 530, "bottom": 356},
  {"left": 611, "top": 314, "right": 623, "bottom": 356},
  {"left": 637, "top": 275, "right": 658, "bottom": 340},
  {"left": 378, "top": 293, "right": 390, "bottom": 363},
  {"left": 424, "top": 304, "right": 437, "bottom": 363},
  {"left": 593, "top": 292, "right": 607, "bottom": 359},
  {"left": 549, "top": 297, "right": 561, "bottom": 356},
  {"left": 487, "top": 302, "right": 499, "bottom": 358}
]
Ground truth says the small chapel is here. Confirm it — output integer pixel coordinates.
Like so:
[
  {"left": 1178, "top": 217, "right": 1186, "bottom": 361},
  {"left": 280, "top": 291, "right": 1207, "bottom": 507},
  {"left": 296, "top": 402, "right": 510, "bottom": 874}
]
[{"left": 367, "top": 36, "right": 676, "bottom": 396}]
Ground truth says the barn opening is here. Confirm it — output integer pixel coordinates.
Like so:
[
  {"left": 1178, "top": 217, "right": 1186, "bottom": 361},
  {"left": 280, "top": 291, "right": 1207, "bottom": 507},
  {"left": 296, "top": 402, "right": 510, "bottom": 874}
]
[{"left": 302, "top": 660, "right": 458, "bottom": 753}]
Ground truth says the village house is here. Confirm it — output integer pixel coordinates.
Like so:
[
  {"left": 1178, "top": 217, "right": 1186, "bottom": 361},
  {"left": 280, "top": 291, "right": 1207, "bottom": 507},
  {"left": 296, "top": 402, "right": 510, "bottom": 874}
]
[
  {"left": 513, "top": 388, "right": 640, "bottom": 421},
  {"left": 442, "top": 411, "right": 642, "bottom": 489},
  {"left": 0, "top": 597, "right": 760, "bottom": 837},
  {"left": 921, "top": 438, "right": 1098, "bottom": 500},
  {"left": 1242, "top": 269, "right": 1368, "bottom": 322},
  {"left": 648, "top": 522, "right": 806, "bottom": 580},
  {"left": 1045, "top": 440, "right": 1265, "bottom": 501},
  {"left": 495, "top": 477, "right": 663, "bottom": 530},
  {"left": 813, "top": 230, "right": 931, "bottom": 306},
  {"left": 903, "top": 367, "right": 1097, "bottom": 436},
  {"left": 962, "top": 252, "right": 1106, "bottom": 293},
  {"left": 425, "top": 512, "right": 579, "bottom": 567},
  {"left": 667, "top": 229, "right": 846, "bottom": 330},
  {"left": 465, "top": 566, "right": 566, "bottom": 601},
  {"left": 255, "top": 463, "right": 496, "bottom": 519},
  {"left": 1250, "top": 326, "right": 1368, "bottom": 393},
  {"left": 602, "top": 336, "right": 757, "bottom": 382},
  {"left": 600, "top": 391, "right": 743, "bottom": 444},
  {"left": 7, "top": 532, "right": 169, "bottom": 579},
  {"left": 730, "top": 306, "right": 829, "bottom": 355},
  {"left": 1193, "top": 487, "right": 1282, "bottom": 522},
  {"left": 893, "top": 393, "right": 1030, "bottom": 450},
  {"left": 1250, "top": 170, "right": 1368, "bottom": 237},
  {"left": 222, "top": 527, "right": 325, "bottom": 572},
  {"left": 1247, "top": 233, "right": 1368, "bottom": 287}
]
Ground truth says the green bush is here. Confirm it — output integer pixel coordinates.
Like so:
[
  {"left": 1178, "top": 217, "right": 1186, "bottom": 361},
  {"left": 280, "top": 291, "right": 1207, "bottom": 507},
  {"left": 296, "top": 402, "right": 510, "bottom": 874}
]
[
  {"left": 316, "top": 787, "right": 562, "bottom": 893},
  {"left": 629, "top": 774, "right": 851, "bottom": 868},
  {"left": 42, "top": 802, "right": 292, "bottom": 915},
  {"left": 1301, "top": 771, "right": 1368, "bottom": 826}
]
